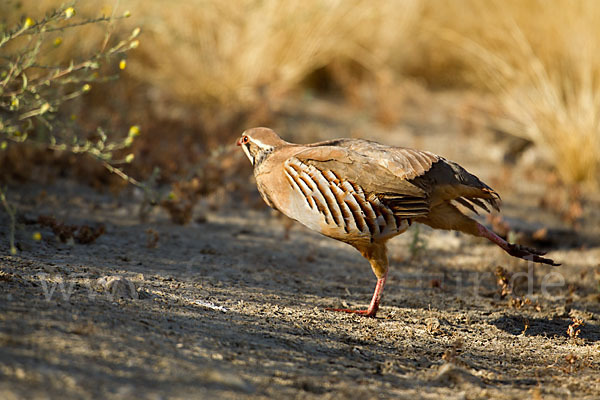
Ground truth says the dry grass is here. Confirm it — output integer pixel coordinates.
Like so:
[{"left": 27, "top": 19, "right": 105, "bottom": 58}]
[
  {"left": 3, "top": 0, "right": 600, "bottom": 187},
  {"left": 422, "top": 0, "right": 600, "bottom": 186},
  {"left": 123, "top": 0, "right": 422, "bottom": 106},
  {"left": 6, "top": 0, "right": 422, "bottom": 105}
]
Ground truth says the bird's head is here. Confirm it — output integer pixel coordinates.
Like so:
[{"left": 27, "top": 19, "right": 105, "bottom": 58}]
[{"left": 237, "top": 127, "right": 287, "bottom": 167}]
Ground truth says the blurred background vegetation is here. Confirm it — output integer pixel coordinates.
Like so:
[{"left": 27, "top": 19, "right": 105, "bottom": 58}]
[{"left": 1, "top": 0, "right": 599, "bottom": 204}]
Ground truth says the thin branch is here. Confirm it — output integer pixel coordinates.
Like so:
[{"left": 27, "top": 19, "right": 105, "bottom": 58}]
[{"left": 101, "top": 161, "right": 141, "bottom": 186}]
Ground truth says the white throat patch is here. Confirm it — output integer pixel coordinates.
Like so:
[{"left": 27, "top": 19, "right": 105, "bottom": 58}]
[
  {"left": 241, "top": 142, "right": 253, "bottom": 164},
  {"left": 242, "top": 138, "right": 275, "bottom": 167}
]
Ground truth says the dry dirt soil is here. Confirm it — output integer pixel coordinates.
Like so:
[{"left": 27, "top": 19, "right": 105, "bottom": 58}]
[{"left": 1, "top": 88, "right": 599, "bottom": 399}]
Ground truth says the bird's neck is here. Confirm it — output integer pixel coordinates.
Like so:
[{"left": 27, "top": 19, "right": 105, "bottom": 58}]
[{"left": 253, "top": 148, "right": 274, "bottom": 171}]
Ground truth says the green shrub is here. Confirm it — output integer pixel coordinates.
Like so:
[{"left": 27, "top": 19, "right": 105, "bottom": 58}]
[{"left": 0, "top": 2, "right": 141, "bottom": 254}]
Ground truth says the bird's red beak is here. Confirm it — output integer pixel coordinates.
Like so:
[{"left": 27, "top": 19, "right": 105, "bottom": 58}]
[{"left": 236, "top": 137, "right": 242, "bottom": 146}]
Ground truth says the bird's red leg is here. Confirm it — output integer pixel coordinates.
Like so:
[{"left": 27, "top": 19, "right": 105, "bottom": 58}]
[
  {"left": 476, "top": 223, "right": 559, "bottom": 266},
  {"left": 326, "top": 273, "right": 387, "bottom": 318}
]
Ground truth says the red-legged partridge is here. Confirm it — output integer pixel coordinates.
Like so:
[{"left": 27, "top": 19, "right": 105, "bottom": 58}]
[{"left": 237, "top": 127, "right": 559, "bottom": 317}]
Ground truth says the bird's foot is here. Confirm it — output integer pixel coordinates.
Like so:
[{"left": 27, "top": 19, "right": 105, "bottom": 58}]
[
  {"left": 505, "top": 242, "right": 561, "bottom": 266},
  {"left": 325, "top": 307, "right": 378, "bottom": 318},
  {"left": 325, "top": 275, "right": 386, "bottom": 318},
  {"left": 477, "top": 223, "right": 560, "bottom": 266}
]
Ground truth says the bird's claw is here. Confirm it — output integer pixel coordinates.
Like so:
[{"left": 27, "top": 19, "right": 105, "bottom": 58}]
[{"left": 506, "top": 243, "right": 560, "bottom": 266}]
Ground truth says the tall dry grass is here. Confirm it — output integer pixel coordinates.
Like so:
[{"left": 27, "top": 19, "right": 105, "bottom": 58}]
[
  {"left": 422, "top": 0, "right": 600, "bottom": 185},
  {"left": 123, "top": 0, "right": 422, "bottom": 105}
]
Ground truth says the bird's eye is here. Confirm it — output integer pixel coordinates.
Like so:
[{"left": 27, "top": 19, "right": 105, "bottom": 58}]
[{"left": 242, "top": 135, "right": 249, "bottom": 144}]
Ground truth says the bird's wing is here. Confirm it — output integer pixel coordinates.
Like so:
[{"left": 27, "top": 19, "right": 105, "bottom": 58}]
[
  {"left": 290, "top": 144, "right": 434, "bottom": 218},
  {"left": 299, "top": 139, "right": 500, "bottom": 214},
  {"left": 305, "top": 138, "right": 439, "bottom": 180}
]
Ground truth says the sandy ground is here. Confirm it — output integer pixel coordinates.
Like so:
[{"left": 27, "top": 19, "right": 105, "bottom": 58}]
[{"left": 1, "top": 89, "right": 600, "bottom": 399}]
